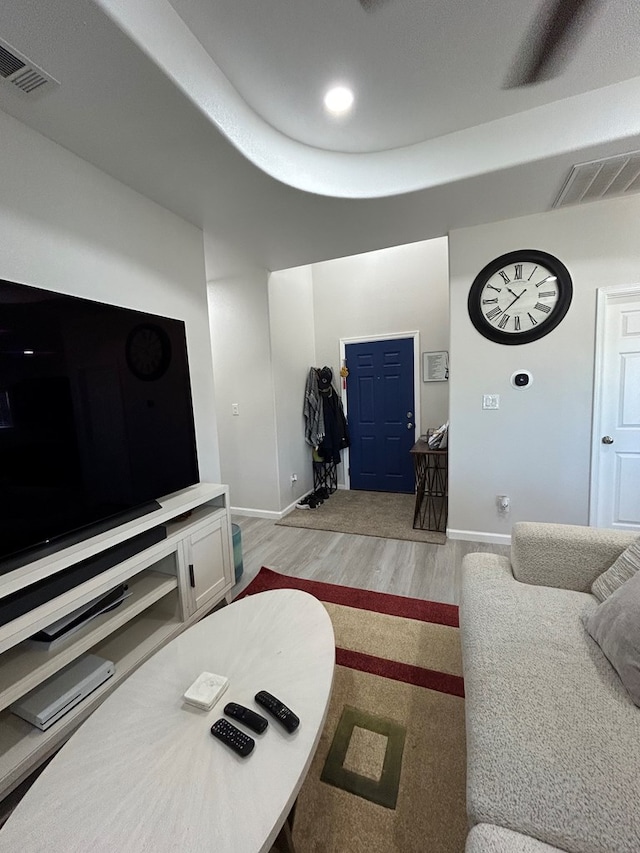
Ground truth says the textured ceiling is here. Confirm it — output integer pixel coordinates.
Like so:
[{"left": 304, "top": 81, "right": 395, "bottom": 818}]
[
  {"left": 0, "top": 0, "right": 639, "bottom": 274},
  {"left": 166, "top": 0, "right": 640, "bottom": 153}
]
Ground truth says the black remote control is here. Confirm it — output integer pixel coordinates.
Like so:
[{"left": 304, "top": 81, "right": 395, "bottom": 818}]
[
  {"left": 255, "top": 690, "right": 300, "bottom": 733},
  {"left": 224, "top": 702, "right": 268, "bottom": 734},
  {"left": 210, "top": 719, "right": 255, "bottom": 757}
]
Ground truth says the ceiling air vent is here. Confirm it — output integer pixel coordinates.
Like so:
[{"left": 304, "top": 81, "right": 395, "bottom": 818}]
[
  {"left": 553, "top": 151, "right": 640, "bottom": 209},
  {"left": 0, "top": 38, "right": 58, "bottom": 96}
]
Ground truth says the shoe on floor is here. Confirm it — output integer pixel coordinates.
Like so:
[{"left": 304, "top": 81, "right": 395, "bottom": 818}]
[{"left": 296, "top": 495, "right": 317, "bottom": 510}]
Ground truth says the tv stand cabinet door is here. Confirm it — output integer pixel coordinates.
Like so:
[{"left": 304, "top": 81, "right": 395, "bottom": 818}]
[{"left": 183, "top": 516, "right": 231, "bottom": 615}]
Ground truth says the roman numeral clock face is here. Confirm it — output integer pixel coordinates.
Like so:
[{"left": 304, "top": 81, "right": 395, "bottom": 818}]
[{"left": 467, "top": 250, "right": 573, "bottom": 345}]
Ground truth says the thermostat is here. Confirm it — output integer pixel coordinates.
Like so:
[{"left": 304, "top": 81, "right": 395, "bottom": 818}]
[{"left": 511, "top": 370, "right": 533, "bottom": 389}]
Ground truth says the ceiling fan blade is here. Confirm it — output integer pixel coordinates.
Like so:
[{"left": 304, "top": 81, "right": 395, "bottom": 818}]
[
  {"left": 358, "top": 0, "right": 389, "bottom": 12},
  {"left": 504, "top": 0, "right": 601, "bottom": 87}
]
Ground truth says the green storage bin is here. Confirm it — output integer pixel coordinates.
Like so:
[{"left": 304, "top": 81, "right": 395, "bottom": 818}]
[{"left": 232, "top": 523, "right": 243, "bottom": 583}]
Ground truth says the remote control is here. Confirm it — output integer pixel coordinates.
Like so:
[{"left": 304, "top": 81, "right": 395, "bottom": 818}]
[
  {"left": 210, "top": 719, "right": 255, "bottom": 757},
  {"left": 224, "top": 702, "right": 268, "bottom": 734},
  {"left": 254, "top": 690, "right": 300, "bottom": 733}
]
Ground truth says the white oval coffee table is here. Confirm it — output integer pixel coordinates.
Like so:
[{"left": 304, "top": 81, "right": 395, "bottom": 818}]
[{"left": 0, "top": 589, "right": 335, "bottom": 852}]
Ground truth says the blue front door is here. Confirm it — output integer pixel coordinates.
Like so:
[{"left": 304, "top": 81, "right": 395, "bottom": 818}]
[{"left": 346, "top": 338, "right": 415, "bottom": 493}]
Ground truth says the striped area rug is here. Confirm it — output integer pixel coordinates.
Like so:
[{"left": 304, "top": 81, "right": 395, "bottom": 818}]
[{"left": 238, "top": 568, "right": 467, "bottom": 853}]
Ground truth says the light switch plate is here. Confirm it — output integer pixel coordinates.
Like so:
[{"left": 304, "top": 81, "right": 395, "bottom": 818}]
[{"left": 482, "top": 394, "right": 500, "bottom": 410}]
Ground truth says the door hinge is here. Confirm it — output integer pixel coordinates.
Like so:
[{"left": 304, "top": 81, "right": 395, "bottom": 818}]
[{"left": 188, "top": 564, "right": 195, "bottom": 587}]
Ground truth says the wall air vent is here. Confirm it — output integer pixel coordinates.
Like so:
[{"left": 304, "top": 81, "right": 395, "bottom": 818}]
[
  {"left": 554, "top": 151, "right": 640, "bottom": 209},
  {"left": 0, "top": 38, "right": 58, "bottom": 96}
]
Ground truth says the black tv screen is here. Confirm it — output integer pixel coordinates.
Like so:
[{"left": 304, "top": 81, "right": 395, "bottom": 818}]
[{"left": 0, "top": 279, "right": 199, "bottom": 573}]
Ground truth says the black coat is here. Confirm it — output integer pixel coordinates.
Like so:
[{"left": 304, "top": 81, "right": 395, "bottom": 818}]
[{"left": 319, "top": 390, "right": 350, "bottom": 463}]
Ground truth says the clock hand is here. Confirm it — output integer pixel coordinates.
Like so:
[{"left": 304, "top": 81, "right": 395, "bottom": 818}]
[{"left": 505, "top": 288, "right": 526, "bottom": 310}]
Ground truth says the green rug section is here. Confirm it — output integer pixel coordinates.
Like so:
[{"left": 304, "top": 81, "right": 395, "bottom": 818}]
[{"left": 320, "top": 705, "right": 407, "bottom": 810}]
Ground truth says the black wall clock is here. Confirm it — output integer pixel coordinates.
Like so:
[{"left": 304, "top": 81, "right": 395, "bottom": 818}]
[
  {"left": 126, "top": 323, "right": 172, "bottom": 381},
  {"left": 468, "top": 249, "right": 573, "bottom": 345}
]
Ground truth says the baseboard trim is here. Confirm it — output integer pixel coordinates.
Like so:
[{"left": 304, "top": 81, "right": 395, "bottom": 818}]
[
  {"left": 231, "top": 506, "right": 282, "bottom": 520},
  {"left": 232, "top": 491, "right": 313, "bottom": 521},
  {"left": 279, "top": 492, "right": 313, "bottom": 518},
  {"left": 447, "top": 528, "right": 512, "bottom": 545}
]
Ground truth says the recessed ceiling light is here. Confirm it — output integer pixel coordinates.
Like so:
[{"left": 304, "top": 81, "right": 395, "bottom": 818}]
[{"left": 323, "top": 86, "right": 354, "bottom": 116}]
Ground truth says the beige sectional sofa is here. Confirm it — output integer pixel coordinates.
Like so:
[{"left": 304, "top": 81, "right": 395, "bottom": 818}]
[{"left": 460, "top": 522, "right": 640, "bottom": 853}]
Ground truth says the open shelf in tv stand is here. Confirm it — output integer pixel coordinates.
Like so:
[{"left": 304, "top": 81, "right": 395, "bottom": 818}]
[{"left": 0, "top": 482, "right": 234, "bottom": 803}]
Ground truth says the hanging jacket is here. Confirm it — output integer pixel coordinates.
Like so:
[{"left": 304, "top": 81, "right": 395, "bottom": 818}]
[
  {"left": 319, "top": 386, "right": 350, "bottom": 463},
  {"left": 303, "top": 367, "right": 324, "bottom": 448}
]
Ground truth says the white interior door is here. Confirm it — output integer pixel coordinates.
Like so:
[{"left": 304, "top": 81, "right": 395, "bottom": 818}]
[{"left": 591, "top": 286, "right": 640, "bottom": 530}]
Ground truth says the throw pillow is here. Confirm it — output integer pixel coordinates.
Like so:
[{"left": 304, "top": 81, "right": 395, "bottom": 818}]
[
  {"left": 584, "top": 569, "right": 640, "bottom": 707},
  {"left": 591, "top": 537, "right": 640, "bottom": 602}
]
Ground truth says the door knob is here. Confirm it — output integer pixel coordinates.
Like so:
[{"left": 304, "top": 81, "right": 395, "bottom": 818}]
[{"left": 602, "top": 436, "right": 614, "bottom": 445}]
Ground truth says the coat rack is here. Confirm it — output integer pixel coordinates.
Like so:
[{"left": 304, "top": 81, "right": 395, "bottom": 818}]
[{"left": 313, "top": 453, "right": 338, "bottom": 495}]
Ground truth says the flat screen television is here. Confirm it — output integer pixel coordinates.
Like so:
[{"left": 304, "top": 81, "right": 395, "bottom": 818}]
[{"left": 0, "top": 278, "right": 199, "bottom": 574}]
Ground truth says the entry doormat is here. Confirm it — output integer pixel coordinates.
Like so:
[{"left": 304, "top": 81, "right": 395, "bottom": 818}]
[
  {"left": 276, "top": 489, "right": 446, "bottom": 545},
  {"left": 239, "top": 568, "right": 466, "bottom": 853}
]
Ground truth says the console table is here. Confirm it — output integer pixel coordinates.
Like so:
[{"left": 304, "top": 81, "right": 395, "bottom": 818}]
[
  {"left": 0, "top": 589, "right": 335, "bottom": 852},
  {"left": 410, "top": 441, "right": 448, "bottom": 532},
  {"left": 0, "top": 483, "right": 235, "bottom": 804}
]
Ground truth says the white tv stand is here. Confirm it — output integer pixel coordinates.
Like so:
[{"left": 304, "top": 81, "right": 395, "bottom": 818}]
[{"left": 0, "top": 483, "right": 234, "bottom": 802}]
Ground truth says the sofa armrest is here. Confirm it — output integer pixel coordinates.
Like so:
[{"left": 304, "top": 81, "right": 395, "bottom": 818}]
[{"left": 510, "top": 521, "right": 637, "bottom": 592}]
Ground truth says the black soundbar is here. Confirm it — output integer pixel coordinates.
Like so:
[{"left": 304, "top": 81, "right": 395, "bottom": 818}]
[
  {"left": 0, "top": 501, "right": 162, "bottom": 577},
  {"left": 0, "top": 526, "right": 167, "bottom": 628}
]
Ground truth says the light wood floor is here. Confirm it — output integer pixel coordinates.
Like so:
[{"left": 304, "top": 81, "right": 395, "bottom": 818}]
[
  {"left": 230, "top": 516, "right": 510, "bottom": 606},
  {"left": 0, "top": 519, "right": 507, "bottom": 829}
]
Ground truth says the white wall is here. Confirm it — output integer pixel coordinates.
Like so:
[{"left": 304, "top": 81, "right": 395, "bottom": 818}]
[
  {"left": 207, "top": 264, "right": 280, "bottom": 513},
  {"left": 268, "top": 266, "right": 316, "bottom": 509},
  {"left": 312, "top": 238, "right": 450, "bottom": 434},
  {"left": 448, "top": 193, "right": 640, "bottom": 540},
  {"left": 0, "top": 109, "right": 220, "bottom": 482},
  {"left": 207, "top": 237, "right": 450, "bottom": 515}
]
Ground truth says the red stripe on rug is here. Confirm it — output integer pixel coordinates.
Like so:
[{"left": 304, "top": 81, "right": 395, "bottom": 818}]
[
  {"left": 238, "top": 567, "right": 459, "bottom": 627},
  {"left": 336, "top": 647, "right": 465, "bottom": 698}
]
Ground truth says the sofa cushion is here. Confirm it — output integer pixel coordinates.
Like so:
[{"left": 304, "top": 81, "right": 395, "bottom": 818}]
[
  {"left": 466, "top": 824, "right": 565, "bottom": 853},
  {"left": 584, "top": 568, "right": 640, "bottom": 707},
  {"left": 591, "top": 536, "right": 640, "bottom": 602},
  {"left": 461, "top": 553, "right": 640, "bottom": 853}
]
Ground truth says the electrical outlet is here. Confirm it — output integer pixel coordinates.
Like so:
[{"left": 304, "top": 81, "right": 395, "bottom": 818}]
[
  {"left": 483, "top": 394, "right": 500, "bottom": 410},
  {"left": 290, "top": 473, "right": 298, "bottom": 486},
  {"left": 496, "top": 494, "right": 510, "bottom": 513},
  {"left": 231, "top": 403, "right": 239, "bottom": 416}
]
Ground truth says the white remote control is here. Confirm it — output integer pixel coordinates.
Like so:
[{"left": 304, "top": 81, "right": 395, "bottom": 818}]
[{"left": 183, "top": 672, "right": 229, "bottom": 711}]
